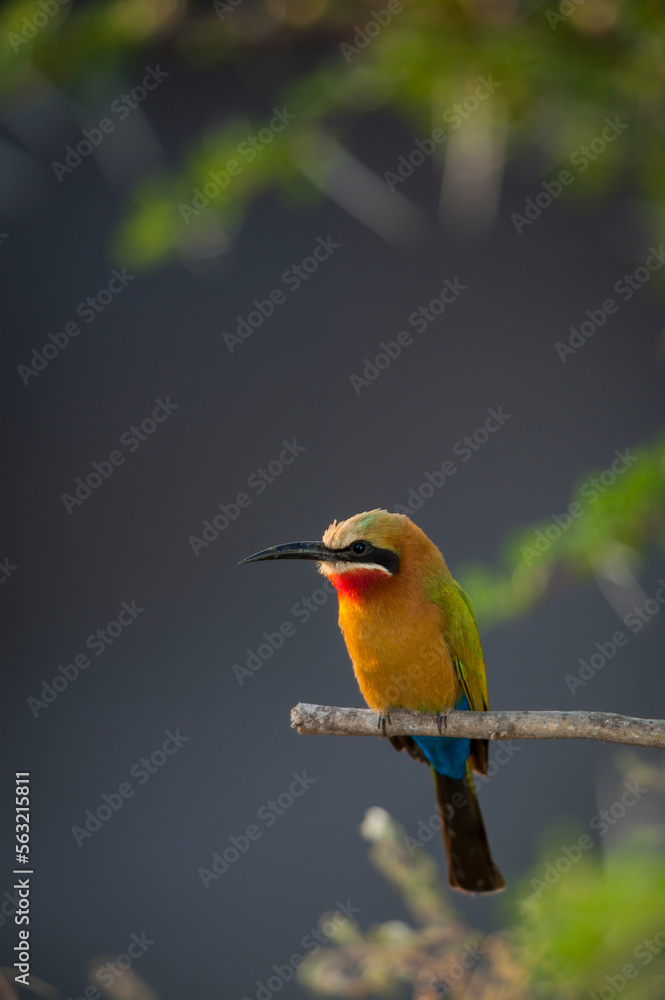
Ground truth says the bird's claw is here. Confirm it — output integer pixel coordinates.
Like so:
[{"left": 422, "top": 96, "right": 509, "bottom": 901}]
[
  {"left": 377, "top": 713, "right": 391, "bottom": 737},
  {"left": 436, "top": 712, "right": 447, "bottom": 735}
]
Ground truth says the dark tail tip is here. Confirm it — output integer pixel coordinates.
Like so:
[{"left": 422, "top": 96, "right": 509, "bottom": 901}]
[
  {"left": 448, "top": 857, "right": 506, "bottom": 895},
  {"left": 434, "top": 768, "right": 505, "bottom": 895}
]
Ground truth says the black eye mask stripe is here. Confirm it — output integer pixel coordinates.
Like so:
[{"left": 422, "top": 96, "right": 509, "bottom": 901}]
[{"left": 334, "top": 541, "right": 400, "bottom": 575}]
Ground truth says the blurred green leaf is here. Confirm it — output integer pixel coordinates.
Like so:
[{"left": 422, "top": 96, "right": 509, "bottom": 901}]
[
  {"left": 458, "top": 431, "right": 665, "bottom": 628},
  {"left": 3, "top": 0, "right": 665, "bottom": 267}
]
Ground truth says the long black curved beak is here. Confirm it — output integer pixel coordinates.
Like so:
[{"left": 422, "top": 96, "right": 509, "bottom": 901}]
[{"left": 239, "top": 541, "right": 337, "bottom": 565}]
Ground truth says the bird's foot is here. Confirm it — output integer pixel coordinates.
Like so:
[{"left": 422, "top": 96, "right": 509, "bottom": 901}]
[
  {"left": 377, "top": 713, "right": 391, "bottom": 737},
  {"left": 436, "top": 712, "right": 448, "bottom": 735}
]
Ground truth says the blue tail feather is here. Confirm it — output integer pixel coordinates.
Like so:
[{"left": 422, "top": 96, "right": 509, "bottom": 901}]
[{"left": 412, "top": 693, "right": 471, "bottom": 780}]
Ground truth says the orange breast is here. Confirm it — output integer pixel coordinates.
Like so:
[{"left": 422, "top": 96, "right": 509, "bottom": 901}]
[{"left": 334, "top": 583, "right": 459, "bottom": 715}]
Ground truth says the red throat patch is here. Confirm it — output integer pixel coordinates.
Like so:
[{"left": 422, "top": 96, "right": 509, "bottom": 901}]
[{"left": 329, "top": 569, "right": 390, "bottom": 599}]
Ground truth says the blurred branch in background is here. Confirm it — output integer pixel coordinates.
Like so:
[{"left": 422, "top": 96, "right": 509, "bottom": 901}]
[
  {"left": 299, "top": 769, "right": 665, "bottom": 1000},
  {"left": 6, "top": 762, "right": 661, "bottom": 1000},
  {"left": 298, "top": 807, "right": 530, "bottom": 1000},
  {"left": 458, "top": 430, "right": 665, "bottom": 628},
  {"left": 2, "top": 0, "right": 665, "bottom": 269}
]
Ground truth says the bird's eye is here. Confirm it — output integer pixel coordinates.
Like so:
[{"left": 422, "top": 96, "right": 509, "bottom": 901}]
[{"left": 352, "top": 541, "right": 368, "bottom": 555}]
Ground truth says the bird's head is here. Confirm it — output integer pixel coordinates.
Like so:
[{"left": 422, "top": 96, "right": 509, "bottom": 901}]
[{"left": 240, "top": 509, "right": 443, "bottom": 598}]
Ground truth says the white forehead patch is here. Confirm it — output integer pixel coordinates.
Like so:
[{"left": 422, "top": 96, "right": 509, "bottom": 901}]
[{"left": 321, "top": 509, "right": 390, "bottom": 550}]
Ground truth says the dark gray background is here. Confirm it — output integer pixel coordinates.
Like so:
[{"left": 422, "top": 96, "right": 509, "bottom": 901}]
[{"left": 1, "top": 51, "right": 664, "bottom": 1000}]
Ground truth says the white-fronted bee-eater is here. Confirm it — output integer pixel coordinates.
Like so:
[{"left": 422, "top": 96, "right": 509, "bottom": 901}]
[{"left": 240, "top": 509, "right": 504, "bottom": 894}]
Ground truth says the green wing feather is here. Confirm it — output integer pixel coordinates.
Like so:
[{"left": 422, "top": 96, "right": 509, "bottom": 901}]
[
  {"left": 428, "top": 578, "right": 488, "bottom": 711},
  {"left": 427, "top": 577, "right": 490, "bottom": 774}
]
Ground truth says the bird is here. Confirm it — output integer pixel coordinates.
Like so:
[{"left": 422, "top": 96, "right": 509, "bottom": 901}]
[{"left": 239, "top": 508, "right": 504, "bottom": 894}]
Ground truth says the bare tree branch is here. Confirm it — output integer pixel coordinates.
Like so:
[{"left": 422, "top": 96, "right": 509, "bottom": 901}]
[{"left": 290, "top": 703, "right": 665, "bottom": 749}]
